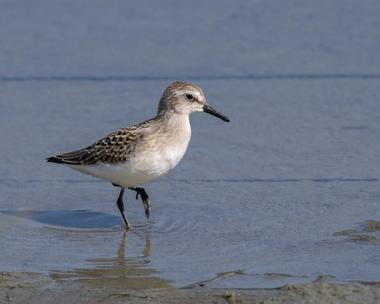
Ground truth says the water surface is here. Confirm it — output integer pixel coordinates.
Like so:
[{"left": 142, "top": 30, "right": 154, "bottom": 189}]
[{"left": 0, "top": 1, "right": 380, "bottom": 289}]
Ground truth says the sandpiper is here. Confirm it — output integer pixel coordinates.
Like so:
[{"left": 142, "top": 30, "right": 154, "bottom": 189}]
[{"left": 47, "top": 81, "right": 230, "bottom": 230}]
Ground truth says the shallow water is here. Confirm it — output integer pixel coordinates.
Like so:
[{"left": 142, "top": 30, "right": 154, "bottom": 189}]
[{"left": 0, "top": 1, "right": 380, "bottom": 289}]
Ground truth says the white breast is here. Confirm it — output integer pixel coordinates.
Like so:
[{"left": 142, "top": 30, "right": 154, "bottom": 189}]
[
  {"left": 132, "top": 116, "right": 191, "bottom": 180},
  {"left": 160, "top": 131, "right": 191, "bottom": 170}
]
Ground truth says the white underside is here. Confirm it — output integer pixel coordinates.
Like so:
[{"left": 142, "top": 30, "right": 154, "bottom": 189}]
[{"left": 68, "top": 160, "right": 168, "bottom": 187}]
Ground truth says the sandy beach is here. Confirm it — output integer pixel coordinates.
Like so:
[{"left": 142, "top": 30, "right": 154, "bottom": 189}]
[{"left": 1, "top": 272, "right": 380, "bottom": 304}]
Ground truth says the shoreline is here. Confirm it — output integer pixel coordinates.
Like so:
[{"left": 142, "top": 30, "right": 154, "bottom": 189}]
[{"left": 1, "top": 272, "right": 379, "bottom": 304}]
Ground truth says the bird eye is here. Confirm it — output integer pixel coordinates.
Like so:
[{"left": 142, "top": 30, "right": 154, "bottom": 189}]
[{"left": 186, "top": 94, "right": 194, "bottom": 100}]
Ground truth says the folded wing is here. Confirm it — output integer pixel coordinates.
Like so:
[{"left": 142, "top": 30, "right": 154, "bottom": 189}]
[{"left": 47, "top": 127, "right": 143, "bottom": 165}]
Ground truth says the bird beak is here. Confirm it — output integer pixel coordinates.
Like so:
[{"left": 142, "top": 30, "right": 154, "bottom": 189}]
[{"left": 203, "top": 104, "right": 230, "bottom": 122}]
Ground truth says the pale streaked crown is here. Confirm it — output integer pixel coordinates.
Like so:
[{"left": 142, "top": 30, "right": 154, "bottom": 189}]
[{"left": 157, "top": 81, "right": 206, "bottom": 116}]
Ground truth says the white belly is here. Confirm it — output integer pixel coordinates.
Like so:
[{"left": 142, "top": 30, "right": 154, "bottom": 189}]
[{"left": 68, "top": 162, "right": 156, "bottom": 187}]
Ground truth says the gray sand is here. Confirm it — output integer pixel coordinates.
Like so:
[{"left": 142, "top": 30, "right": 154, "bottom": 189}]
[{"left": 1, "top": 272, "right": 380, "bottom": 304}]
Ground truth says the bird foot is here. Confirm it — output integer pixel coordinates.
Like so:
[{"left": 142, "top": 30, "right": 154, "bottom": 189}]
[{"left": 135, "top": 189, "right": 151, "bottom": 219}]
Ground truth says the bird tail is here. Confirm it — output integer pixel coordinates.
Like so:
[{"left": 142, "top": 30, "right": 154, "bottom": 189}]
[
  {"left": 46, "top": 148, "right": 92, "bottom": 165},
  {"left": 46, "top": 156, "right": 66, "bottom": 164}
]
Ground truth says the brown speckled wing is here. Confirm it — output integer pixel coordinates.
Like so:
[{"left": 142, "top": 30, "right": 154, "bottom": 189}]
[{"left": 48, "top": 119, "right": 152, "bottom": 165}]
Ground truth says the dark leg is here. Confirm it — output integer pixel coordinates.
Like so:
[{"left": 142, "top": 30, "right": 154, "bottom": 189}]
[
  {"left": 129, "top": 187, "right": 151, "bottom": 219},
  {"left": 116, "top": 188, "right": 132, "bottom": 230}
]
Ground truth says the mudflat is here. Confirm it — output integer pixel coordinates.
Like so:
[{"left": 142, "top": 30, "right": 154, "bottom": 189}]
[{"left": 1, "top": 272, "right": 380, "bottom": 304}]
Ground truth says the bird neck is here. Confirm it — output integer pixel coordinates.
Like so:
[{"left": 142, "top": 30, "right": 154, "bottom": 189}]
[{"left": 155, "top": 111, "right": 191, "bottom": 135}]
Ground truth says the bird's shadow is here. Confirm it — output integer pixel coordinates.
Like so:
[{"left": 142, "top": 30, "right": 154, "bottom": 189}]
[{"left": 1, "top": 209, "right": 121, "bottom": 229}]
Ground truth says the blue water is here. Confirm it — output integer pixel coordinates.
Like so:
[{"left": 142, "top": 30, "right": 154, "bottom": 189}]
[{"left": 0, "top": 1, "right": 379, "bottom": 288}]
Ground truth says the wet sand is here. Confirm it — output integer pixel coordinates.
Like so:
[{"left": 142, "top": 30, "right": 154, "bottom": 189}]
[{"left": 1, "top": 272, "right": 379, "bottom": 304}]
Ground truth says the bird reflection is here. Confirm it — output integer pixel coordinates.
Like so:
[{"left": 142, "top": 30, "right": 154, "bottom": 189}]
[
  {"left": 51, "top": 231, "right": 168, "bottom": 289},
  {"left": 115, "top": 231, "right": 152, "bottom": 265}
]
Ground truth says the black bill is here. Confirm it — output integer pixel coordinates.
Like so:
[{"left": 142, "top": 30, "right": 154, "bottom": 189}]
[{"left": 203, "top": 104, "right": 230, "bottom": 122}]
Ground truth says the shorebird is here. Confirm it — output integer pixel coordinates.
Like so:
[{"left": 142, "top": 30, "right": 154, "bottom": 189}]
[{"left": 47, "top": 81, "right": 230, "bottom": 230}]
